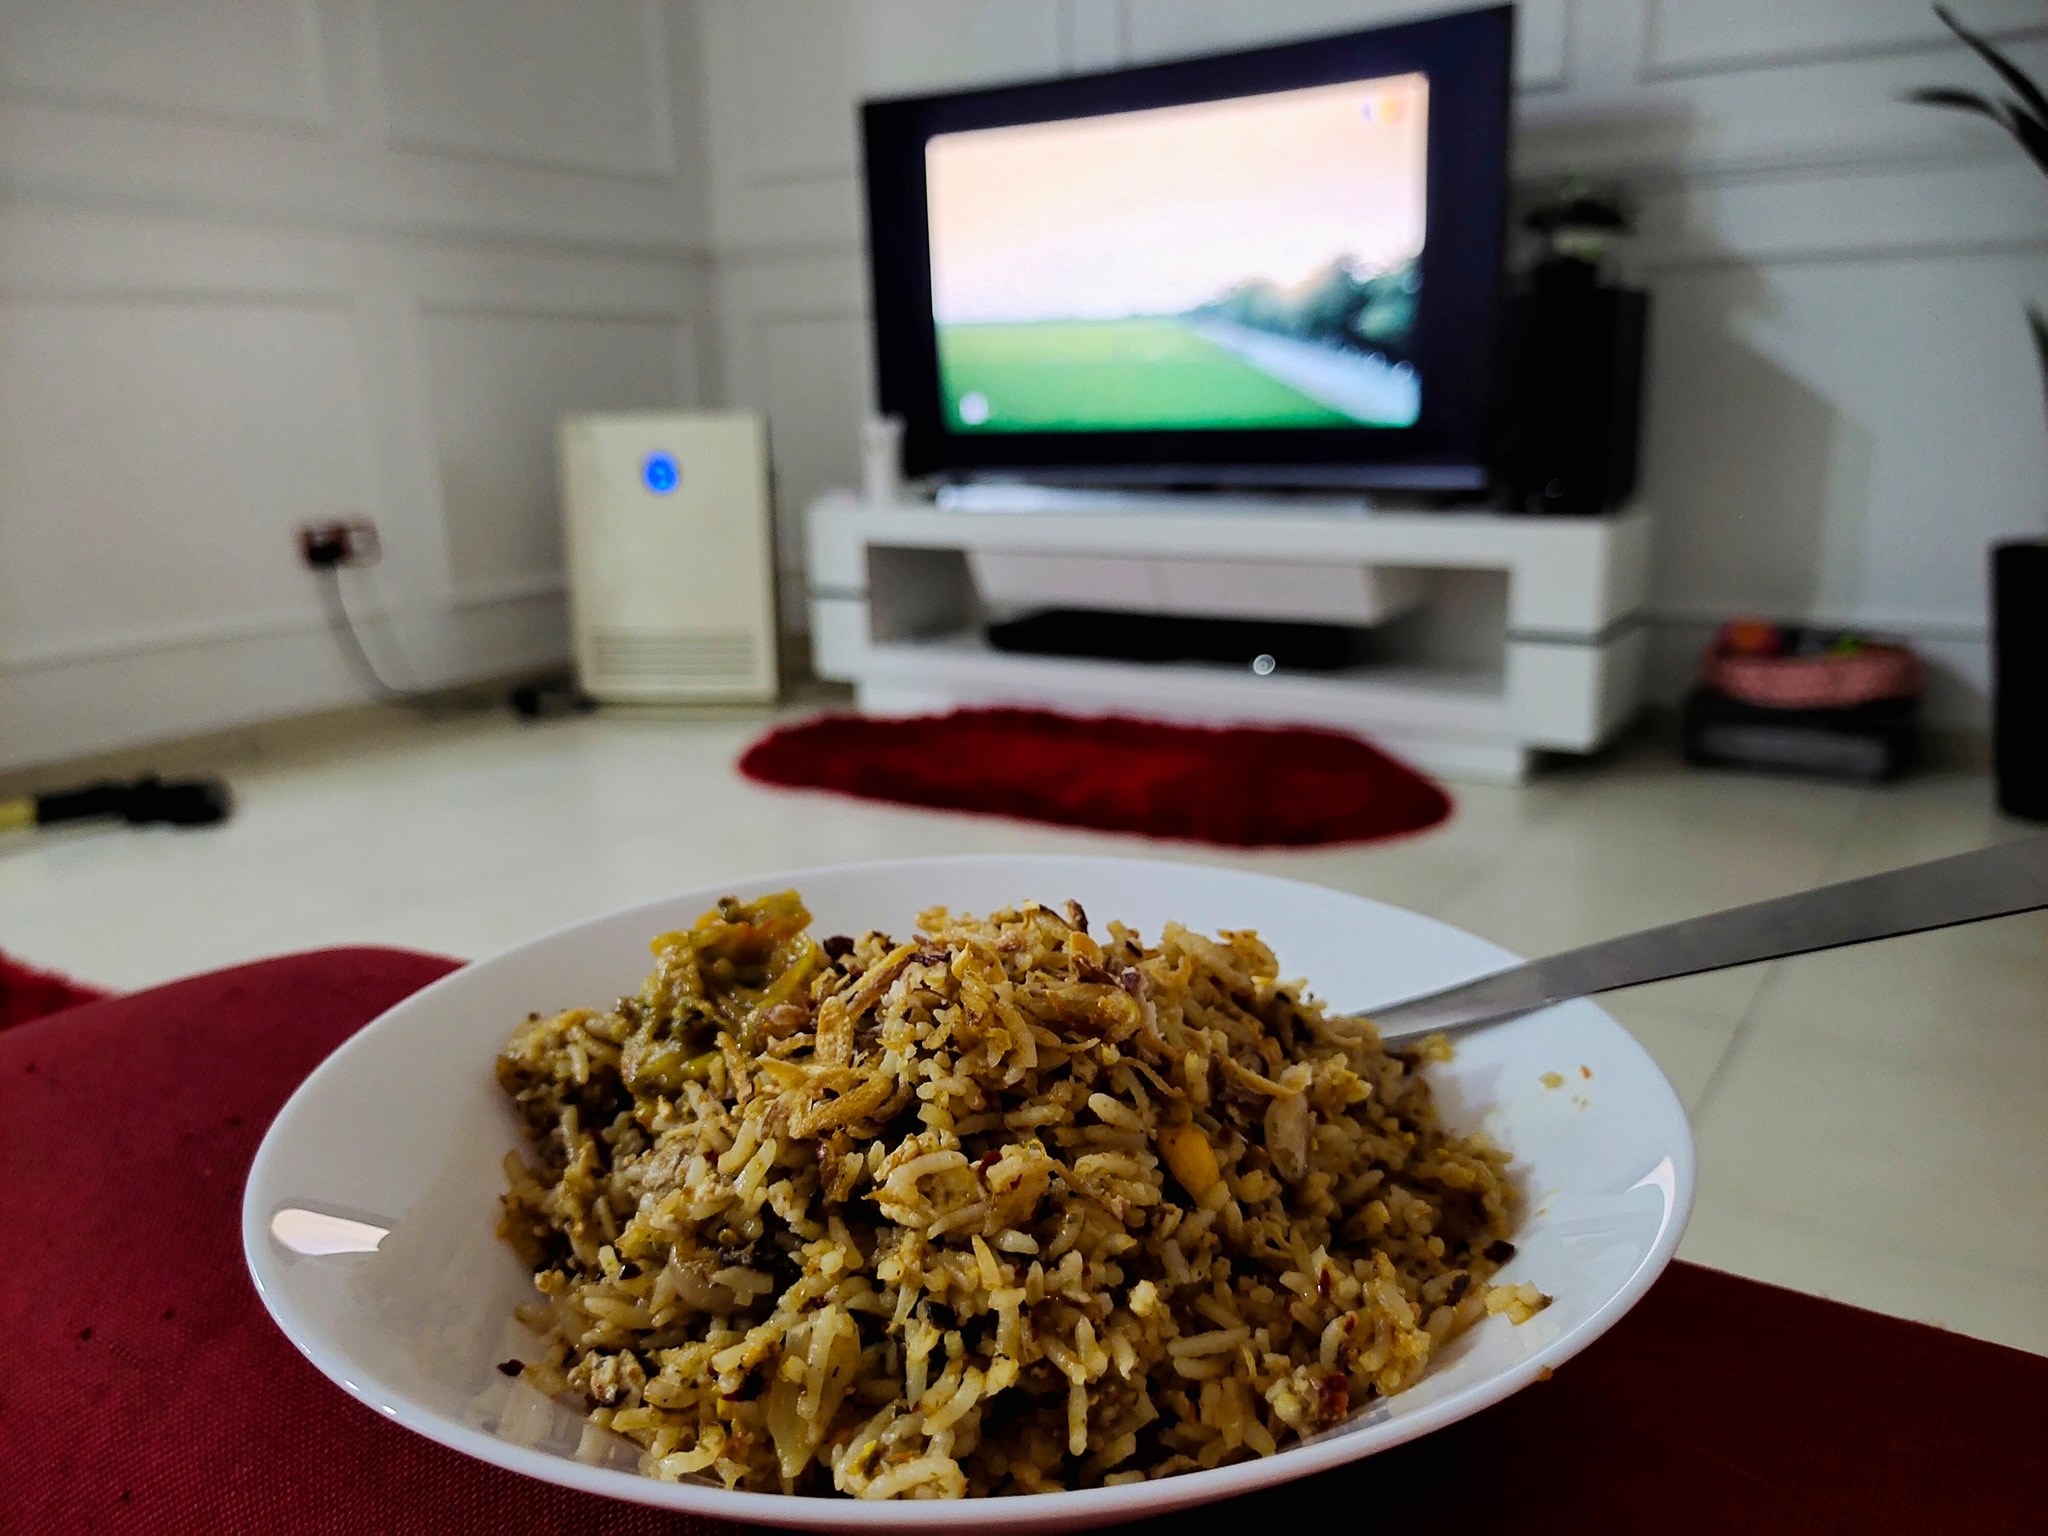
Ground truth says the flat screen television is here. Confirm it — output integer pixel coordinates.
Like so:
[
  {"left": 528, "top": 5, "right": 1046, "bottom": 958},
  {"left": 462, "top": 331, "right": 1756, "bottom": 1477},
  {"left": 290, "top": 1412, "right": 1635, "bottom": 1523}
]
[{"left": 862, "top": 5, "right": 1513, "bottom": 493}]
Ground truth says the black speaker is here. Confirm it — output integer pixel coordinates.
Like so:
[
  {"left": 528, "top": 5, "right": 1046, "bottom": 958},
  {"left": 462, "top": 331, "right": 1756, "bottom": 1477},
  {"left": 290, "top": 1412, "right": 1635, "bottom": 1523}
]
[
  {"left": 1496, "top": 283, "right": 1648, "bottom": 516},
  {"left": 1992, "top": 539, "right": 2048, "bottom": 821}
]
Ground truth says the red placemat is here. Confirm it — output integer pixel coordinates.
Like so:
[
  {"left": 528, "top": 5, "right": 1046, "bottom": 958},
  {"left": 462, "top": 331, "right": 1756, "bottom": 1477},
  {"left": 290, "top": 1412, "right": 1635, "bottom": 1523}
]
[
  {"left": 738, "top": 708, "right": 1452, "bottom": 848},
  {"left": 5, "top": 950, "right": 2045, "bottom": 1533}
]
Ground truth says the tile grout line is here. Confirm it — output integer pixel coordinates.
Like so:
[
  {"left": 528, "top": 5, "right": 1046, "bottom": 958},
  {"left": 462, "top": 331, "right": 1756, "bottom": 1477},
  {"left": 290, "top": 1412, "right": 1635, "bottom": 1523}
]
[
  {"left": 1421, "top": 758, "right": 1610, "bottom": 920},
  {"left": 1686, "top": 790, "right": 1884, "bottom": 1125}
]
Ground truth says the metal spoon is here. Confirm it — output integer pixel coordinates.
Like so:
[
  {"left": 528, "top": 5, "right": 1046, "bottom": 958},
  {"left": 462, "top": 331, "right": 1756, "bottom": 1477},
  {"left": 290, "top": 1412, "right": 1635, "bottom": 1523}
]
[{"left": 1366, "top": 833, "right": 2048, "bottom": 1042}]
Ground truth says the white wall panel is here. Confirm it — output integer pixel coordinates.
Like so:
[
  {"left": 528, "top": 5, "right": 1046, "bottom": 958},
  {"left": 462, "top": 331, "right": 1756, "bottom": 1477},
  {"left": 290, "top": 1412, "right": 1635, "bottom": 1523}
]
[
  {"left": 1124, "top": 0, "right": 1569, "bottom": 89},
  {"left": 0, "top": 593, "right": 568, "bottom": 769},
  {"left": 1517, "top": 0, "right": 1571, "bottom": 92},
  {"left": 0, "top": 4, "right": 713, "bottom": 771},
  {"left": 1519, "top": 33, "right": 2048, "bottom": 180},
  {"left": 756, "top": 315, "right": 873, "bottom": 622},
  {"left": 0, "top": 0, "right": 327, "bottom": 128},
  {"left": 708, "top": 244, "right": 873, "bottom": 624},
  {"left": 0, "top": 295, "right": 377, "bottom": 663},
  {"left": 1060, "top": 0, "right": 1129, "bottom": 72},
  {"left": 1641, "top": 252, "right": 2048, "bottom": 635},
  {"left": 699, "top": 0, "right": 1067, "bottom": 253},
  {"left": 419, "top": 308, "right": 692, "bottom": 599},
  {"left": 729, "top": 0, "right": 1063, "bottom": 186},
  {"left": 0, "top": 99, "right": 711, "bottom": 255},
  {"left": 0, "top": 203, "right": 347, "bottom": 299},
  {"left": 1631, "top": 158, "right": 2048, "bottom": 270},
  {"left": 1643, "top": 0, "right": 2046, "bottom": 79},
  {"left": 373, "top": 0, "right": 675, "bottom": 177},
  {"left": 0, "top": 2, "right": 711, "bottom": 257}
]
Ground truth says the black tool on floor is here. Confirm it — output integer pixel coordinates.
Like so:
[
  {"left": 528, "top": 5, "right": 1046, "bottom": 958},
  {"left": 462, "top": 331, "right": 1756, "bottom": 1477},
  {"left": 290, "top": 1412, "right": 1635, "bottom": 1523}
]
[
  {"left": 1, "top": 774, "right": 233, "bottom": 833},
  {"left": 508, "top": 677, "right": 597, "bottom": 720}
]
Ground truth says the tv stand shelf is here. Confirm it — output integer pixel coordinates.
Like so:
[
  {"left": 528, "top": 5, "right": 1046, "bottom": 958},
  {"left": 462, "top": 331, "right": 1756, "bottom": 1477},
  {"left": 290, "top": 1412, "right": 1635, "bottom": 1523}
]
[{"left": 805, "top": 491, "right": 1651, "bottom": 783}]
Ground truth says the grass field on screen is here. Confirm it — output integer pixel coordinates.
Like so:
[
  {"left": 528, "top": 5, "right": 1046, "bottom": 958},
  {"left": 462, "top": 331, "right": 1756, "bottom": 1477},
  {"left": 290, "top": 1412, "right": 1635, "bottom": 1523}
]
[{"left": 936, "top": 318, "right": 1350, "bottom": 432}]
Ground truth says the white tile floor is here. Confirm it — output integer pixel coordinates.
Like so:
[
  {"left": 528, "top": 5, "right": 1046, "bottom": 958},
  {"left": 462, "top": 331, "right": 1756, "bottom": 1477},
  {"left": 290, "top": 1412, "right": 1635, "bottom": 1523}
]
[{"left": 6, "top": 708, "right": 2044, "bottom": 1354}]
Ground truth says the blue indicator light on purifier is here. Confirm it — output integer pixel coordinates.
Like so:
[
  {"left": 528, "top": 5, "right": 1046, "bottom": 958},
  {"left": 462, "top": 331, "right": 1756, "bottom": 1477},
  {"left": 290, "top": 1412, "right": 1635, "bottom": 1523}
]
[{"left": 642, "top": 451, "right": 680, "bottom": 495}]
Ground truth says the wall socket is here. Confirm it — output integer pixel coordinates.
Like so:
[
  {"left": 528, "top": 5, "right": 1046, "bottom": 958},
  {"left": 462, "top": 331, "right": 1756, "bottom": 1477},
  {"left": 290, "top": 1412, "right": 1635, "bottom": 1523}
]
[{"left": 299, "top": 519, "right": 381, "bottom": 569}]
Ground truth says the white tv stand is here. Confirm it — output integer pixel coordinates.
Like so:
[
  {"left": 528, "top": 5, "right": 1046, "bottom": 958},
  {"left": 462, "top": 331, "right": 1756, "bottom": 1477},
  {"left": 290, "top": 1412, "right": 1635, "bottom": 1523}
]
[{"left": 805, "top": 489, "right": 1650, "bottom": 783}]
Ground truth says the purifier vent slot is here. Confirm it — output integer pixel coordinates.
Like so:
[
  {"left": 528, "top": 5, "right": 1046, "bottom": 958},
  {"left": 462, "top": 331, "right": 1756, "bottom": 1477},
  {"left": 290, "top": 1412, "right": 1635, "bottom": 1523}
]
[{"left": 589, "top": 628, "right": 757, "bottom": 683}]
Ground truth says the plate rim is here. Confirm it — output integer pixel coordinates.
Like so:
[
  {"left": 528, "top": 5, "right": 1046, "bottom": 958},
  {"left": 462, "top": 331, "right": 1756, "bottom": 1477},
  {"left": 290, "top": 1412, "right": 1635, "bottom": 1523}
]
[{"left": 243, "top": 852, "right": 1697, "bottom": 1530}]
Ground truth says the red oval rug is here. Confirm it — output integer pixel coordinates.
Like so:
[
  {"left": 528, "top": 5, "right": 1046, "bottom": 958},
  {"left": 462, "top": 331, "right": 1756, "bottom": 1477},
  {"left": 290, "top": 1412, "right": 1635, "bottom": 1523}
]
[
  {"left": 738, "top": 708, "right": 1451, "bottom": 849},
  {"left": 0, "top": 952, "right": 109, "bottom": 1031}
]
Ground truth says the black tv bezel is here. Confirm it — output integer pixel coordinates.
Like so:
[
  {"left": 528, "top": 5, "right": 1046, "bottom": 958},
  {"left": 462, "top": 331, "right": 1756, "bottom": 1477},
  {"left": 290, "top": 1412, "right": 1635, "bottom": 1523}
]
[{"left": 861, "top": 4, "right": 1513, "bottom": 491}]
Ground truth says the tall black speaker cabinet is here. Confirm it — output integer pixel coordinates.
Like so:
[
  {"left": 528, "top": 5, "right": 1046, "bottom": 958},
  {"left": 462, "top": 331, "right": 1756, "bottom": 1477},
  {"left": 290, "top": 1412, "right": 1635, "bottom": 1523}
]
[
  {"left": 1992, "top": 540, "right": 2047, "bottom": 821},
  {"left": 1497, "top": 285, "right": 1649, "bottom": 516}
]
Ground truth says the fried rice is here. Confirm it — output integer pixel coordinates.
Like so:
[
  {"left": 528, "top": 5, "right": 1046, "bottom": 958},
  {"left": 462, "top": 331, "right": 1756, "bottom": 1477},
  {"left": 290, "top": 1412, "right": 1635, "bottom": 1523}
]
[{"left": 495, "top": 891, "right": 1542, "bottom": 1499}]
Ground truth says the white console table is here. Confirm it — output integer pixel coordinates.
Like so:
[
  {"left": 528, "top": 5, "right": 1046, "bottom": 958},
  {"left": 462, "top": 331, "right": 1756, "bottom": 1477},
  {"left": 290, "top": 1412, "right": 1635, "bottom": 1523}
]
[{"left": 805, "top": 490, "right": 1650, "bottom": 783}]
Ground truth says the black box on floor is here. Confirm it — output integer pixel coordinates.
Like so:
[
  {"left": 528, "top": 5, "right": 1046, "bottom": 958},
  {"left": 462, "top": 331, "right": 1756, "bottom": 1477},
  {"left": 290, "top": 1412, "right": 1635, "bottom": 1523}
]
[
  {"left": 1681, "top": 687, "right": 1919, "bottom": 782},
  {"left": 986, "top": 608, "right": 1367, "bottom": 671}
]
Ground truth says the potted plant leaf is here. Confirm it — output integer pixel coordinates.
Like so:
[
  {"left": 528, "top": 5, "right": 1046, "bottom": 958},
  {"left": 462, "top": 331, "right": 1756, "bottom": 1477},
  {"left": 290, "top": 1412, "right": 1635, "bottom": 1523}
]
[
  {"left": 1907, "top": 5, "right": 2047, "bottom": 820},
  {"left": 1521, "top": 178, "right": 1634, "bottom": 291}
]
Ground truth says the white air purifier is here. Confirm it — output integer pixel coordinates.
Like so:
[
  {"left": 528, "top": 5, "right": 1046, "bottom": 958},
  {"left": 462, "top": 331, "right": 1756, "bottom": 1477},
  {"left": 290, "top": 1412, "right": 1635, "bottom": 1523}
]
[{"left": 558, "top": 411, "right": 779, "bottom": 703}]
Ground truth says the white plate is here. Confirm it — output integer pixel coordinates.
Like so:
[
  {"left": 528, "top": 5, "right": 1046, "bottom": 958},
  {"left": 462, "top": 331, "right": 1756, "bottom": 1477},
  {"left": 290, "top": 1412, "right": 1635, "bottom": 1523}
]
[{"left": 244, "top": 856, "right": 1693, "bottom": 1532}]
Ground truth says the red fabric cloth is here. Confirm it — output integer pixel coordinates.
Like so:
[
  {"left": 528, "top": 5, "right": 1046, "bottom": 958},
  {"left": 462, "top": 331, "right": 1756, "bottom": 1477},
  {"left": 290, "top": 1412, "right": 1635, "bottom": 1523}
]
[
  {"left": 738, "top": 708, "right": 1452, "bottom": 848},
  {"left": 6, "top": 950, "right": 2046, "bottom": 1534},
  {"left": 0, "top": 950, "right": 109, "bottom": 1029}
]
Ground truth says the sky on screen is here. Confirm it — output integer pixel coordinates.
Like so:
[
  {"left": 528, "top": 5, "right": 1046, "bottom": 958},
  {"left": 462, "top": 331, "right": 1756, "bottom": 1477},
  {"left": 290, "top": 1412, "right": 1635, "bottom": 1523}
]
[{"left": 926, "top": 73, "right": 1427, "bottom": 325}]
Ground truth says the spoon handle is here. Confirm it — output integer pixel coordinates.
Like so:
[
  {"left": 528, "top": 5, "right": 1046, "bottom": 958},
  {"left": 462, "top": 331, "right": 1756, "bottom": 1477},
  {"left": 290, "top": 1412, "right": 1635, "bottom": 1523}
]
[{"left": 1366, "top": 833, "right": 2048, "bottom": 1042}]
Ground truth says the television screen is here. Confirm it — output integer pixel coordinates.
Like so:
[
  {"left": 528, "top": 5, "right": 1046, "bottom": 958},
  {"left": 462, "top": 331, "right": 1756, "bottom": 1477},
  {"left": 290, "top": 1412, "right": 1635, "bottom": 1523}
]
[
  {"left": 926, "top": 73, "right": 1429, "bottom": 435},
  {"left": 863, "top": 5, "right": 1511, "bottom": 490}
]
